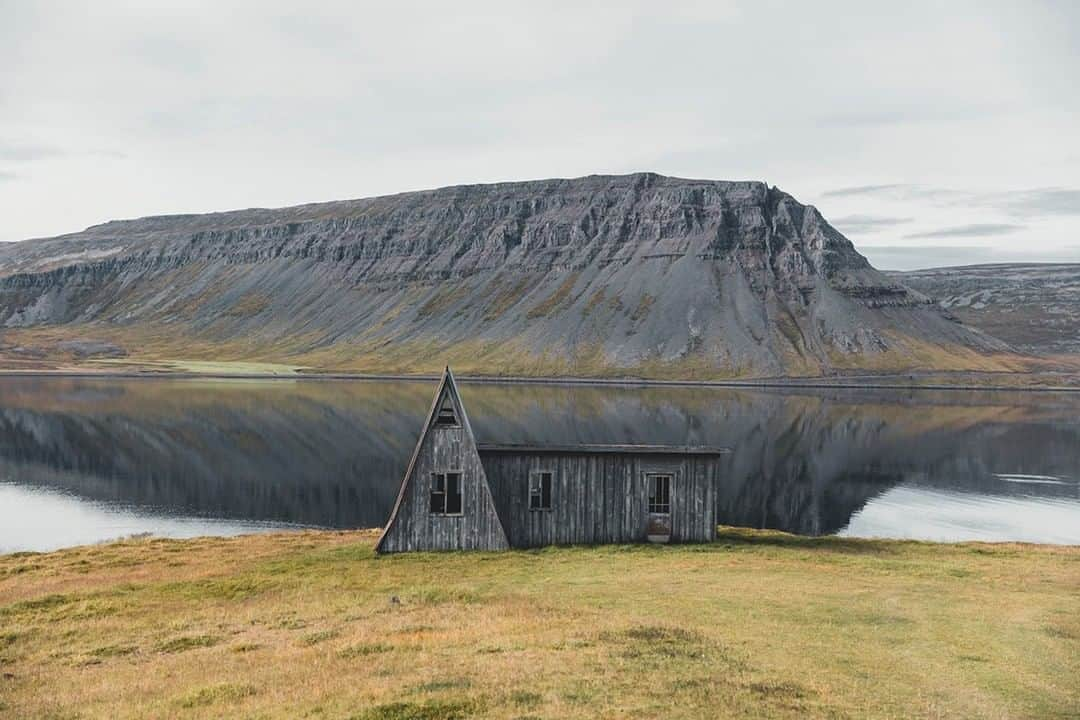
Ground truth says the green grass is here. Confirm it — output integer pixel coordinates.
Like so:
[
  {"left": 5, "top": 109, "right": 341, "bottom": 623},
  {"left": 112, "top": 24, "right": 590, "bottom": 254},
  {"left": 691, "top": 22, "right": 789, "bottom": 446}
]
[
  {"left": 349, "top": 699, "right": 481, "bottom": 720},
  {"left": 89, "top": 358, "right": 305, "bottom": 375},
  {"left": 0, "top": 528, "right": 1076, "bottom": 719},
  {"left": 156, "top": 634, "right": 221, "bottom": 654},
  {"left": 175, "top": 682, "right": 257, "bottom": 708}
]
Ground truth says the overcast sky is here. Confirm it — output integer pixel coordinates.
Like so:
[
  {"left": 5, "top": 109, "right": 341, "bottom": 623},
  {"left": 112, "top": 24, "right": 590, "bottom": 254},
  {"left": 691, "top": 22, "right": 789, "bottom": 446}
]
[{"left": 2, "top": 1, "right": 1078, "bottom": 270}]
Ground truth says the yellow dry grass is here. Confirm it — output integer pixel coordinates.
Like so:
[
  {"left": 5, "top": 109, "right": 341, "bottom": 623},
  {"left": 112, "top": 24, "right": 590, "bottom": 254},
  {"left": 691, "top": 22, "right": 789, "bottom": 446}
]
[
  {"left": 416, "top": 284, "right": 473, "bottom": 319},
  {"left": 0, "top": 323, "right": 1072, "bottom": 387},
  {"left": 88, "top": 358, "right": 306, "bottom": 375},
  {"left": 525, "top": 272, "right": 580, "bottom": 320},
  {"left": 481, "top": 276, "right": 533, "bottom": 322},
  {"left": 1, "top": 529, "right": 1077, "bottom": 719}
]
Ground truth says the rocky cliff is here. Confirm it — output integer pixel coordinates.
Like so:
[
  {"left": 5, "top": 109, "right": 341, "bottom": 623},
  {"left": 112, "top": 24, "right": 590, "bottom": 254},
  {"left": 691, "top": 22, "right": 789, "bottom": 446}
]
[{"left": 0, "top": 173, "right": 1014, "bottom": 376}]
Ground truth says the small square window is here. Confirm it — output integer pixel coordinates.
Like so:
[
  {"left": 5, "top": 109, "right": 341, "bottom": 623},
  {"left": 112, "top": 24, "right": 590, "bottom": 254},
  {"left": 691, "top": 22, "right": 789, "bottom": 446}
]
[
  {"left": 529, "top": 471, "right": 553, "bottom": 511},
  {"left": 430, "top": 472, "right": 462, "bottom": 515}
]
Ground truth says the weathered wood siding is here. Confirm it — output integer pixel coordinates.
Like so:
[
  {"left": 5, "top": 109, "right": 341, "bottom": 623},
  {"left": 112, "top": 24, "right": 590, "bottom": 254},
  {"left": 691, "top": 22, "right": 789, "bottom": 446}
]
[
  {"left": 377, "top": 373, "right": 509, "bottom": 553},
  {"left": 481, "top": 452, "right": 720, "bottom": 547}
]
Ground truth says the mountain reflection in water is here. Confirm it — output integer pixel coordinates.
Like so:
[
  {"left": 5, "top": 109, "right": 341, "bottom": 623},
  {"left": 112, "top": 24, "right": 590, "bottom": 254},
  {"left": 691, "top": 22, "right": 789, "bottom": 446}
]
[{"left": 1, "top": 377, "right": 1078, "bottom": 551}]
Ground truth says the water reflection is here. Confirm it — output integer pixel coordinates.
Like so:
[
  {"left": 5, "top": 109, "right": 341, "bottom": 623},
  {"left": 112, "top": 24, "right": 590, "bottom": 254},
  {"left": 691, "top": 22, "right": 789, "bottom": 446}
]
[
  {"left": 0, "top": 483, "right": 302, "bottom": 553},
  {"left": 0, "top": 377, "right": 1078, "bottom": 551}
]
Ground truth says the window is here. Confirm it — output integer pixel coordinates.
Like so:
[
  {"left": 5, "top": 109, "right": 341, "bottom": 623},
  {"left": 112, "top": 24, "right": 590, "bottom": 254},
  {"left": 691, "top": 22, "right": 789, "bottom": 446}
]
[
  {"left": 529, "top": 471, "right": 553, "bottom": 511},
  {"left": 434, "top": 396, "right": 459, "bottom": 426},
  {"left": 430, "top": 472, "right": 462, "bottom": 515},
  {"left": 647, "top": 473, "right": 671, "bottom": 514}
]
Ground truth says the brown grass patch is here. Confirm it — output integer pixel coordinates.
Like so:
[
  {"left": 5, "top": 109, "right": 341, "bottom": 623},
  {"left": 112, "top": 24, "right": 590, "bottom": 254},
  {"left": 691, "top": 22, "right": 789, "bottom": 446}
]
[
  {"left": 482, "top": 276, "right": 533, "bottom": 321},
  {"left": 0, "top": 530, "right": 1076, "bottom": 718},
  {"left": 630, "top": 293, "right": 655, "bottom": 322},
  {"left": 526, "top": 272, "right": 580, "bottom": 319}
]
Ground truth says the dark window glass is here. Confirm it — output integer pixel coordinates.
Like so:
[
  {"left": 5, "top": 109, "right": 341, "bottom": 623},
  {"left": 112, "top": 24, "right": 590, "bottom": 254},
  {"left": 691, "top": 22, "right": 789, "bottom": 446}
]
[
  {"left": 430, "top": 472, "right": 461, "bottom": 515},
  {"left": 648, "top": 474, "right": 671, "bottom": 514},
  {"left": 445, "top": 472, "right": 462, "bottom": 514},
  {"left": 430, "top": 473, "right": 445, "bottom": 514},
  {"left": 529, "top": 471, "right": 553, "bottom": 511}
]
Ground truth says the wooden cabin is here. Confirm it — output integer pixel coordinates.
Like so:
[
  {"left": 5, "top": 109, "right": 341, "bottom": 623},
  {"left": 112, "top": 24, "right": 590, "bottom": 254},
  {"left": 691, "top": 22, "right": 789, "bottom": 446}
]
[{"left": 376, "top": 367, "right": 728, "bottom": 553}]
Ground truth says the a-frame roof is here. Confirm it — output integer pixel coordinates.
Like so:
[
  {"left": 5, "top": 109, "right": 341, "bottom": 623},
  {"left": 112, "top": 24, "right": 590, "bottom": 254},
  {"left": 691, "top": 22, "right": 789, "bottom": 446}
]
[{"left": 375, "top": 366, "right": 508, "bottom": 552}]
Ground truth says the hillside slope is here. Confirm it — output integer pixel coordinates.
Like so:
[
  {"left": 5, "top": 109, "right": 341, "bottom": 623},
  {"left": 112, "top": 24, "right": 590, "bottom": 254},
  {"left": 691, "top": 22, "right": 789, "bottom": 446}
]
[
  {"left": 0, "top": 173, "right": 1015, "bottom": 377},
  {"left": 891, "top": 263, "right": 1080, "bottom": 356}
]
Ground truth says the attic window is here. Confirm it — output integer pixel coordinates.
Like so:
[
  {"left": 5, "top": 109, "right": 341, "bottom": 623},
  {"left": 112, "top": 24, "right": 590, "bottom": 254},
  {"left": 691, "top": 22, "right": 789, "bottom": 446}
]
[
  {"left": 430, "top": 472, "right": 462, "bottom": 515},
  {"left": 529, "top": 471, "right": 552, "bottom": 511},
  {"left": 434, "top": 396, "right": 459, "bottom": 427}
]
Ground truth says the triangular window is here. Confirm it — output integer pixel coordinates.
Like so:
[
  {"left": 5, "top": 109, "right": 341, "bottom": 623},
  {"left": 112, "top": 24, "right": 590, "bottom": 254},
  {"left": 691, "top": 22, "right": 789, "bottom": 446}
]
[{"left": 434, "top": 394, "right": 459, "bottom": 427}]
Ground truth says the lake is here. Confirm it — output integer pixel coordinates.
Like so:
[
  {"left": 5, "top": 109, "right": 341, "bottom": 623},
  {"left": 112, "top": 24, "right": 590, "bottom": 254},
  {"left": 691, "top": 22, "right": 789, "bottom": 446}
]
[{"left": 1, "top": 377, "right": 1078, "bottom": 552}]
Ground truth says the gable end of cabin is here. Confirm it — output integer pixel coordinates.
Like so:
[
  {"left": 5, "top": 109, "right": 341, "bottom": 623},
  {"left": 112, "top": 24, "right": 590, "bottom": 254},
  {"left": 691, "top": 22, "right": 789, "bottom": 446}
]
[{"left": 375, "top": 368, "right": 509, "bottom": 553}]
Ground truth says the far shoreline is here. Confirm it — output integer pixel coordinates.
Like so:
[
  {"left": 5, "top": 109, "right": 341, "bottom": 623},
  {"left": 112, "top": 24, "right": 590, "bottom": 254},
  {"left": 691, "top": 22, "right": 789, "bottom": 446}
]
[{"left": 0, "top": 368, "right": 1078, "bottom": 392}]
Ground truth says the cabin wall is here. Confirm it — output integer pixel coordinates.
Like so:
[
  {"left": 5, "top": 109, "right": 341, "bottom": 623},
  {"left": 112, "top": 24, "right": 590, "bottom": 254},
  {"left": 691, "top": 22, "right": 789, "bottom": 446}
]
[
  {"left": 482, "top": 453, "right": 720, "bottom": 547},
  {"left": 378, "top": 425, "right": 508, "bottom": 552}
]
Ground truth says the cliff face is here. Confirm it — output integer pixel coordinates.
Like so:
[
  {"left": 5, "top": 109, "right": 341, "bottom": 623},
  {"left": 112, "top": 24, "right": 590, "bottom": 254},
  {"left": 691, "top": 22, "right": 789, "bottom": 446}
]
[{"left": 0, "top": 173, "right": 1012, "bottom": 376}]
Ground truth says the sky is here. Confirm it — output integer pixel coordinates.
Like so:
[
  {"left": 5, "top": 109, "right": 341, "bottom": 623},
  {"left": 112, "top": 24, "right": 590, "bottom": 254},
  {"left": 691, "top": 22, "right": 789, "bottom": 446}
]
[{"left": 1, "top": 0, "right": 1078, "bottom": 270}]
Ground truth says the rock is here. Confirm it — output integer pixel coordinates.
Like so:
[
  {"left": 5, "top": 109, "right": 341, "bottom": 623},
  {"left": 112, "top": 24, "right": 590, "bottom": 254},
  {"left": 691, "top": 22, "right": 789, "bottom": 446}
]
[
  {"left": 890, "top": 263, "right": 1080, "bottom": 356},
  {"left": 0, "top": 173, "right": 1012, "bottom": 376},
  {"left": 55, "top": 340, "right": 127, "bottom": 359}
]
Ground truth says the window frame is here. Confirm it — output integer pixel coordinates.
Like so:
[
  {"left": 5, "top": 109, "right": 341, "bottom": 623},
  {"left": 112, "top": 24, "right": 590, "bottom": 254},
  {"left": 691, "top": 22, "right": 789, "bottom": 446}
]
[
  {"left": 528, "top": 470, "right": 553, "bottom": 512},
  {"left": 646, "top": 472, "right": 672, "bottom": 515},
  {"left": 430, "top": 470, "right": 463, "bottom": 516}
]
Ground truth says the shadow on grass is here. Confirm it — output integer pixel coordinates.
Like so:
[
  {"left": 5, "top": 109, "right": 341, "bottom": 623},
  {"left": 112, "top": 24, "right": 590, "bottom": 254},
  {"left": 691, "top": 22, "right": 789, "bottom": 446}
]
[
  {"left": 350, "top": 698, "right": 480, "bottom": 720},
  {"left": 713, "top": 526, "right": 901, "bottom": 555}
]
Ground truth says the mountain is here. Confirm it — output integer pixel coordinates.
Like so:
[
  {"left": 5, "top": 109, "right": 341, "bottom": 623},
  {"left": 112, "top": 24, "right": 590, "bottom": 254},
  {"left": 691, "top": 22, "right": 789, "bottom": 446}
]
[
  {"left": 890, "top": 264, "right": 1080, "bottom": 357},
  {"left": 0, "top": 173, "right": 1017, "bottom": 377}
]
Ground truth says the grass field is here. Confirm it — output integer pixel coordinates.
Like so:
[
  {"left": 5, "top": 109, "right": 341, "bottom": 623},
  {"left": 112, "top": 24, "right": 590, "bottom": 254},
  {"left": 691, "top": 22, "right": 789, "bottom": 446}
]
[
  {"left": 2, "top": 323, "right": 1063, "bottom": 385},
  {"left": 0, "top": 529, "right": 1077, "bottom": 719}
]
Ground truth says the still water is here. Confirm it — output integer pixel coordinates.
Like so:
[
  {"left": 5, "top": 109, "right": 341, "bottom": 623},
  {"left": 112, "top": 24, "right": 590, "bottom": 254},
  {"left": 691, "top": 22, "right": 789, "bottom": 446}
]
[{"left": 1, "top": 377, "right": 1078, "bottom": 552}]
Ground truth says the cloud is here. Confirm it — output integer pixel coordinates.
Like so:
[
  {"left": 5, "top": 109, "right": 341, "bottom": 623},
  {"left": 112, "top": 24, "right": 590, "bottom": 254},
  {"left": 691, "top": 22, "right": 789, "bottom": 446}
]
[
  {"left": 815, "top": 102, "right": 1006, "bottom": 129},
  {"left": 0, "top": 142, "right": 127, "bottom": 163},
  {"left": 903, "top": 224, "right": 1025, "bottom": 239},
  {"left": 864, "top": 245, "right": 999, "bottom": 268},
  {"left": 90, "top": 149, "right": 128, "bottom": 160},
  {"left": 830, "top": 214, "right": 913, "bottom": 234},
  {"left": 860, "top": 245, "right": 1080, "bottom": 272},
  {"left": 1, "top": 2, "right": 1079, "bottom": 246},
  {"left": 995, "top": 188, "right": 1080, "bottom": 218},
  {"left": 0, "top": 143, "right": 65, "bottom": 162},
  {"left": 823, "top": 183, "right": 1080, "bottom": 220},
  {"left": 817, "top": 110, "right": 913, "bottom": 128},
  {"left": 821, "top": 184, "right": 911, "bottom": 198}
]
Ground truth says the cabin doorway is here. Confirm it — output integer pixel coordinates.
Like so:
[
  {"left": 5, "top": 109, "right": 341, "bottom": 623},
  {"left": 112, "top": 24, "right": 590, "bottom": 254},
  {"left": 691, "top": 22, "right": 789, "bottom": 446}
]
[{"left": 645, "top": 472, "right": 673, "bottom": 543}]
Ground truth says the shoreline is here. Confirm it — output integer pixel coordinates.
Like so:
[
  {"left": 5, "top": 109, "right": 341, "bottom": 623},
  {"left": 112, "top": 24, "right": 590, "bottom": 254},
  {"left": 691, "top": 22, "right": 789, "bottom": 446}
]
[
  {"left": 0, "top": 368, "right": 1078, "bottom": 392},
  {"left": 4, "top": 526, "right": 1078, "bottom": 557}
]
